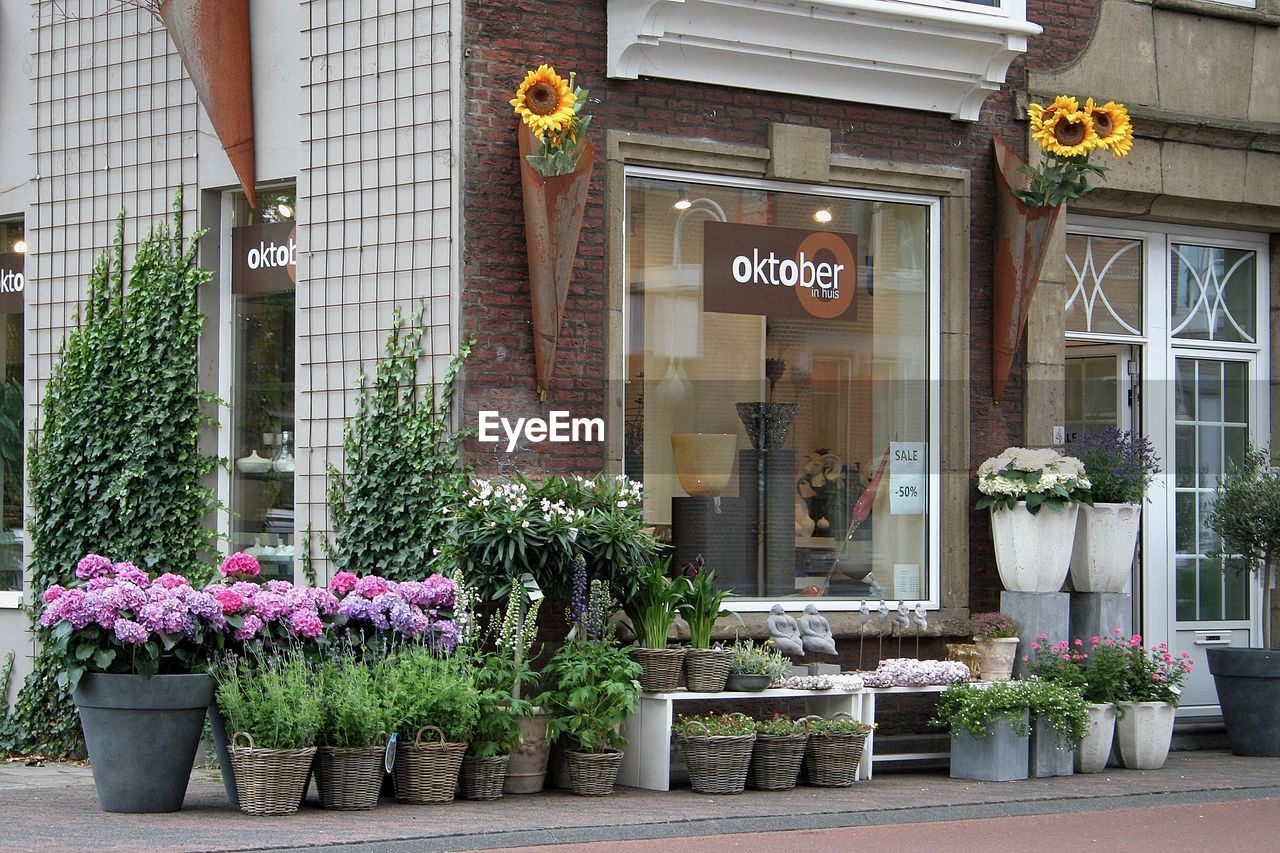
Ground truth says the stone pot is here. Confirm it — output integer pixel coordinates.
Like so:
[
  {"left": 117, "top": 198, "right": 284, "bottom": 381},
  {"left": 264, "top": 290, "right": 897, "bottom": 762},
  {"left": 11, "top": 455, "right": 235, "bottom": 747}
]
[
  {"left": 725, "top": 673, "right": 773, "bottom": 692},
  {"left": 1114, "top": 700, "right": 1175, "bottom": 770},
  {"left": 1207, "top": 647, "right": 1280, "bottom": 757},
  {"left": 1070, "top": 503, "right": 1140, "bottom": 592},
  {"left": 207, "top": 702, "right": 240, "bottom": 809},
  {"left": 504, "top": 709, "right": 554, "bottom": 794},
  {"left": 974, "top": 637, "right": 1020, "bottom": 682},
  {"left": 1075, "top": 703, "right": 1116, "bottom": 773},
  {"left": 949, "top": 712, "right": 1029, "bottom": 782},
  {"left": 1029, "top": 714, "right": 1074, "bottom": 777},
  {"left": 670, "top": 433, "right": 737, "bottom": 497},
  {"left": 991, "top": 502, "right": 1078, "bottom": 592},
  {"left": 73, "top": 673, "right": 214, "bottom": 813}
]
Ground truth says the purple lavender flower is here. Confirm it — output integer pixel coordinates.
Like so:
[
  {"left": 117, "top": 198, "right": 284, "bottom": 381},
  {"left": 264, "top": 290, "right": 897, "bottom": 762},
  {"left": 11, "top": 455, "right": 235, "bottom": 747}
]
[
  {"left": 113, "top": 618, "right": 149, "bottom": 645},
  {"left": 1068, "top": 426, "right": 1162, "bottom": 504},
  {"left": 75, "top": 554, "right": 114, "bottom": 581}
]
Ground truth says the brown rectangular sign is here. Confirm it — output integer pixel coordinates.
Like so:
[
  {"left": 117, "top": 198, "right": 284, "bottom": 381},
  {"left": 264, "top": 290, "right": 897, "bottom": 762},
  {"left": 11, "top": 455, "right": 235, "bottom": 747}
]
[
  {"left": 0, "top": 252, "right": 24, "bottom": 315},
  {"left": 231, "top": 221, "right": 297, "bottom": 295},
  {"left": 702, "top": 221, "right": 858, "bottom": 322}
]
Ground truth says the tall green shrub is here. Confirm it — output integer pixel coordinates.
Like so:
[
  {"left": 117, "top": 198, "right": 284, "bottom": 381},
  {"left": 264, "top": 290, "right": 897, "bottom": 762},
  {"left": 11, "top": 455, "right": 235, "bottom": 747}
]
[
  {"left": 325, "top": 307, "right": 472, "bottom": 580},
  {"left": 5, "top": 194, "right": 219, "bottom": 757}
]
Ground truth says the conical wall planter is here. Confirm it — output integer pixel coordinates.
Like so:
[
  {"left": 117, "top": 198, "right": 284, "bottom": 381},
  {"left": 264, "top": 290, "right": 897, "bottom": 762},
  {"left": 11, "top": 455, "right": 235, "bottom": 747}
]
[
  {"left": 991, "top": 136, "right": 1063, "bottom": 403},
  {"left": 518, "top": 124, "right": 595, "bottom": 398}
]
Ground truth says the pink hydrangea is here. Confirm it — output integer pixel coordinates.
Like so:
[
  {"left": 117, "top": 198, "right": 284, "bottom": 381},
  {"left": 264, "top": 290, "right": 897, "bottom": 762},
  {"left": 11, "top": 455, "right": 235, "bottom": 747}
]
[
  {"left": 154, "top": 573, "right": 189, "bottom": 589},
  {"left": 353, "top": 575, "right": 392, "bottom": 598},
  {"left": 234, "top": 614, "right": 264, "bottom": 642},
  {"left": 75, "top": 554, "right": 115, "bottom": 581},
  {"left": 113, "top": 618, "right": 149, "bottom": 645},
  {"left": 330, "top": 571, "right": 358, "bottom": 596},
  {"left": 42, "top": 585, "right": 66, "bottom": 603},
  {"left": 219, "top": 552, "right": 262, "bottom": 578},
  {"left": 213, "top": 588, "right": 249, "bottom": 615},
  {"left": 112, "top": 562, "right": 151, "bottom": 587},
  {"left": 288, "top": 608, "right": 324, "bottom": 639}
]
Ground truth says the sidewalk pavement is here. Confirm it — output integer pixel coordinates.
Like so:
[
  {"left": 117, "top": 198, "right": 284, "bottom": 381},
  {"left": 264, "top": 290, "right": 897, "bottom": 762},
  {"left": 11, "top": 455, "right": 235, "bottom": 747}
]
[{"left": 1, "top": 750, "right": 1277, "bottom": 853}]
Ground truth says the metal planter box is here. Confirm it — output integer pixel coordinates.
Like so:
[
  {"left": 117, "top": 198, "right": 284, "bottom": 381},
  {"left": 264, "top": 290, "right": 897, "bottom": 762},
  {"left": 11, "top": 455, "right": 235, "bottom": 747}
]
[{"left": 949, "top": 711, "right": 1029, "bottom": 782}]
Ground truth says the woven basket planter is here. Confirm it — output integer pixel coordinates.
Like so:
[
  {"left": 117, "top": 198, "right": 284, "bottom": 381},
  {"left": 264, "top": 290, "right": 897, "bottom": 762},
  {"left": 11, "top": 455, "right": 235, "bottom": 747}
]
[
  {"left": 803, "top": 731, "right": 867, "bottom": 788},
  {"left": 684, "top": 648, "right": 732, "bottom": 692},
  {"left": 677, "top": 718, "right": 756, "bottom": 795},
  {"left": 229, "top": 732, "right": 316, "bottom": 816},
  {"left": 393, "top": 726, "right": 468, "bottom": 805},
  {"left": 748, "top": 732, "right": 808, "bottom": 790},
  {"left": 315, "top": 745, "right": 384, "bottom": 811},
  {"left": 564, "top": 749, "right": 624, "bottom": 797},
  {"left": 460, "top": 754, "right": 510, "bottom": 801},
  {"left": 631, "top": 646, "right": 686, "bottom": 693}
]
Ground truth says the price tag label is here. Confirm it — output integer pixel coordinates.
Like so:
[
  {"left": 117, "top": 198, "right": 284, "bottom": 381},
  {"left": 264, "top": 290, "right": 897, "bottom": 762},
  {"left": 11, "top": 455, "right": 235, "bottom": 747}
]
[
  {"left": 889, "top": 442, "right": 926, "bottom": 515},
  {"left": 384, "top": 731, "right": 398, "bottom": 774},
  {"left": 520, "top": 572, "right": 545, "bottom": 602}
]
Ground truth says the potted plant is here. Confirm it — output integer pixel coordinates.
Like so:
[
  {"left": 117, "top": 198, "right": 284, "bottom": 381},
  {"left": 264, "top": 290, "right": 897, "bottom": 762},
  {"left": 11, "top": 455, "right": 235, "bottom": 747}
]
[
  {"left": 1204, "top": 446, "right": 1280, "bottom": 756},
  {"left": 462, "top": 642, "right": 535, "bottom": 801},
  {"left": 1114, "top": 634, "right": 1193, "bottom": 770},
  {"left": 673, "top": 712, "right": 756, "bottom": 794},
  {"left": 969, "top": 612, "right": 1020, "bottom": 682},
  {"left": 1026, "top": 632, "right": 1127, "bottom": 773},
  {"left": 1068, "top": 427, "right": 1161, "bottom": 592},
  {"left": 726, "top": 639, "right": 790, "bottom": 692},
  {"left": 40, "top": 556, "right": 226, "bottom": 813},
  {"left": 676, "top": 555, "right": 735, "bottom": 692},
  {"left": 932, "top": 681, "right": 1034, "bottom": 782},
  {"left": 1023, "top": 679, "right": 1089, "bottom": 777},
  {"left": 313, "top": 655, "right": 390, "bottom": 811},
  {"left": 484, "top": 588, "right": 550, "bottom": 795},
  {"left": 799, "top": 715, "right": 874, "bottom": 787},
  {"left": 621, "top": 556, "right": 689, "bottom": 693},
  {"left": 384, "top": 646, "right": 480, "bottom": 805},
  {"left": 215, "top": 650, "right": 323, "bottom": 816},
  {"left": 748, "top": 714, "right": 808, "bottom": 791},
  {"left": 542, "top": 579, "right": 642, "bottom": 796},
  {"left": 976, "top": 447, "right": 1092, "bottom": 592}
]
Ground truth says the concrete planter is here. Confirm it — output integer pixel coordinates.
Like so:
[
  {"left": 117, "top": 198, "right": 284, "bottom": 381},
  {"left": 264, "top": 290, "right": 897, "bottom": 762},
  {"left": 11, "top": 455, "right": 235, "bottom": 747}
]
[
  {"left": 974, "top": 637, "right": 1020, "bottom": 682},
  {"left": 1207, "top": 648, "right": 1280, "bottom": 757},
  {"left": 1070, "top": 503, "right": 1140, "bottom": 593},
  {"left": 991, "top": 503, "right": 1078, "bottom": 592},
  {"left": 1114, "top": 701, "right": 1174, "bottom": 770},
  {"left": 504, "top": 710, "right": 554, "bottom": 793},
  {"left": 1029, "top": 715, "right": 1075, "bottom": 777},
  {"left": 949, "top": 712, "right": 1029, "bottom": 782},
  {"left": 1075, "top": 703, "right": 1116, "bottom": 774},
  {"left": 73, "top": 673, "right": 214, "bottom": 813}
]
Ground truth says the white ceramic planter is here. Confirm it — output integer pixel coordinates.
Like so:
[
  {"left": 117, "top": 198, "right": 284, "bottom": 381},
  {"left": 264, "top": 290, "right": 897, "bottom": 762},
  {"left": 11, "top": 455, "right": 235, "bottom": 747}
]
[
  {"left": 974, "top": 637, "right": 1020, "bottom": 682},
  {"left": 990, "top": 503, "right": 1078, "bottom": 592},
  {"left": 1075, "top": 703, "right": 1117, "bottom": 773},
  {"left": 1070, "top": 503, "right": 1140, "bottom": 592},
  {"left": 1114, "top": 701, "right": 1175, "bottom": 770}
]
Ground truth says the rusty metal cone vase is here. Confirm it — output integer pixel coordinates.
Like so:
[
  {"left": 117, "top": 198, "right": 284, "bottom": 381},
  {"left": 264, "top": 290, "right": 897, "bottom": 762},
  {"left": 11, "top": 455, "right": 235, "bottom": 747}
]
[
  {"left": 518, "top": 124, "right": 595, "bottom": 397},
  {"left": 991, "top": 136, "right": 1062, "bottom": 404}
]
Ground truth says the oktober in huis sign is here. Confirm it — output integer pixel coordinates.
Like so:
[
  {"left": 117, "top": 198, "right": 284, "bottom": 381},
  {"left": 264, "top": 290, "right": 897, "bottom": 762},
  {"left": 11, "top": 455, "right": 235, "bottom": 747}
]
[{"left": 702, "top": 221, "right": 858, "bottom": 322}]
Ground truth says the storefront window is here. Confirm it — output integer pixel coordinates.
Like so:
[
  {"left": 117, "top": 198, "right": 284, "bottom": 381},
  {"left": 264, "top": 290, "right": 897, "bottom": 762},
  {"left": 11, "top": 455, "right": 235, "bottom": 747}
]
[
  {"left": 229, "top": 190, "right": 296, "bottom": 581},
  {"left": 0, "top": 222, "right": 24, "bottom": 592},
  {"left": 624, "top": 173, "right": 937, "bottom": 605}
]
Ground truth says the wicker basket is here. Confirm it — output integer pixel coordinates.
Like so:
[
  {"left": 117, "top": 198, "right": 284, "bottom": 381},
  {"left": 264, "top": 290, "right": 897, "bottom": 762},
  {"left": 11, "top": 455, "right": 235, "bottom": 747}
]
[
  {"left": 460, "top": 754, "right": 509, "bottom": 801},
  {"left": 564, "top": 749, "right": 624, "bottom": 797},
  {"left": 631, "top": 646, "right": 686, "bottom": 693},
  {"left": 748, "top": 732, "right": 808, "bottom": 790},
  {"left": 802, "top": 728, "right": 867, "bottom": 788},
  {"left": 393, "top": 726, "right": 468, "bottom": 805},
  {"left": 229, "top": 732, "right": 317, "bottom": 816},
  {"left": 315, "top": 744, "right": 385, "bottom": 811},
  {"left": 684, "top": 648, "right": 732, "bottom": 692},
  {"left": 677, "top": 717, "right": 757, "bottom": 795}
]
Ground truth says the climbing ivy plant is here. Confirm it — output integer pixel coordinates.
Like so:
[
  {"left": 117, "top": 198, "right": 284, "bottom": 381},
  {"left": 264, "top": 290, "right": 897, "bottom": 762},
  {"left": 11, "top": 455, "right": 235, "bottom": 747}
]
[
  {"left": 325, "top": 307, "right": 472, "bottom": 581},
  {"left": 4, "top": 193, "right": 220, "bottom": 757}
]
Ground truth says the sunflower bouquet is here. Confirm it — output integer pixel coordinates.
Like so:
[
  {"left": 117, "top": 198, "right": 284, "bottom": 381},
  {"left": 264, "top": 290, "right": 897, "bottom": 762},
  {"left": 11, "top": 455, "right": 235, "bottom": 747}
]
[
  {"left": 1017, "top": 96, "right": 1133, "bottom": 208},
  {"left": 510, "top": 64, "right": 593, "bottom": 177}
]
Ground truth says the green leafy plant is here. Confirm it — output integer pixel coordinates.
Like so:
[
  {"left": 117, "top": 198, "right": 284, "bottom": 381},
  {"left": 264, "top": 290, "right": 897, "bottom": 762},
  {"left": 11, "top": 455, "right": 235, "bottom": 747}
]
[
  {"left": 317, "top": 655, "right": 390, "bottom": 749},
  {"left": 675, "top": 555, "right": 734, "bottom": 649},
  {"left": 931, "top": 682, "right": 1034, "bottom": 740},
  {"left": 1025, "top": 636, "right": 1087, "bottom": 693},
  {"left": 621, "top": 556, "right": 688, "bottom": 649},
  {"left": 215, "top": 650, "right": 324, "bottom": 749},
  {"left": 1022, "top": 680, "right": 1089, "bottom": 747},
  {"left": 1082, "top": 633, "right": 1132, "bottom": 705},
  {"left": 1205, "top": 446, "right": 1280, "bottom": 648},
  {"left": 383, "top": 645, "right": 480, "bottom": 743},
  {"left": 11, "top": 194, "right": 221, "bottom": 758},
  {"left": 1068, "top": 427, "right": 1161, "bottom": 504},
  {"left": 468, "top": 652, "right": 533, "bottom": 758},
  {"left": 325, "top": 307, "right": 473, "bottom": 581},
  {"left": 804, "top": 716, "right": 875, "bottom": 737},
  {"left": 541, "top": 638, "right": 642, "bottom": 753},
  {"left": 673, "top": 712, "right": 755, "bottom": 737},
  {"left": 729, "top": 639, "right": 790, "bottom": 680},
  {"left": 753, "top": 714, "right": 803, "bottom": 737}
]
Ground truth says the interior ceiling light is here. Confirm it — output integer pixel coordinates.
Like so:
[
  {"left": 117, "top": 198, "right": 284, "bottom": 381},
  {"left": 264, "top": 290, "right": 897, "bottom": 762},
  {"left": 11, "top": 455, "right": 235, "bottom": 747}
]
[
  {"left": 276, "top": 202, "right": 295, "bottom": 219},
  {"left": 12, "top": 239, "right": 27, "bottom": 254},
  {"left": 673, "top": 193, "right": 692, "bottom": 211},
  {"left": 813, "top": 208, "right": 833, "bottom": 224}
]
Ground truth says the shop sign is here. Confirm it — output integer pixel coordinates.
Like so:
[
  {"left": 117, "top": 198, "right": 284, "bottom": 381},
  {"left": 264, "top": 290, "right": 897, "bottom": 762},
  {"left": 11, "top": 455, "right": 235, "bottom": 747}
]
[
  {"left": 889, "top": 441, "right": 926, "bottom": 515},
  {"left": 0, "top": 252, "right": 24, "bottom": 315},
  {"left": 702, "top": 221, "right": 858, "bottom": 321},
  {"left": 232, "top": 221, "right": 297, "bottom": 295}
]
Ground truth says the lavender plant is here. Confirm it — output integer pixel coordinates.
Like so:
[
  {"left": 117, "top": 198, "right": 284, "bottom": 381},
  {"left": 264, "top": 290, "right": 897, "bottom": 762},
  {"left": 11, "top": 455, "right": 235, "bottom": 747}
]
[{"left": 1068, "top": 426, "right": 1161, "bottom": 504}]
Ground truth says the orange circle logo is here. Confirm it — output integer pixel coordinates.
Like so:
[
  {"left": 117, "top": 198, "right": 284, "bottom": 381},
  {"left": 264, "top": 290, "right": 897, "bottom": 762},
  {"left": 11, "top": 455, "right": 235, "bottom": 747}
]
[{"left": 793, "top": 232, "right": 855, "bottom": 319}]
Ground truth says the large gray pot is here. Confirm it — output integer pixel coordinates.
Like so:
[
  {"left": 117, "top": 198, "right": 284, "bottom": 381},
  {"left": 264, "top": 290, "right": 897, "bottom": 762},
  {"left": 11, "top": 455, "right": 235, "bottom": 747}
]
[
  {"left": 72, "top": 672, "right": 214, "bottom": 813},
  {"left": 1207, "top": 647, "right": 1280, "bottom": 757},
  {"left": 949, "top": 712, "right": 1029, "bottom": 782}
]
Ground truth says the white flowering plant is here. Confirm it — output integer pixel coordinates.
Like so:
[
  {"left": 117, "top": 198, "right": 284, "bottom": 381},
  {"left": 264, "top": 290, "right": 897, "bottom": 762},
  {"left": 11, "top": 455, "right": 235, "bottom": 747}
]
[{"left": 975, "top": 446, "right": 1092, "bottom": 514}]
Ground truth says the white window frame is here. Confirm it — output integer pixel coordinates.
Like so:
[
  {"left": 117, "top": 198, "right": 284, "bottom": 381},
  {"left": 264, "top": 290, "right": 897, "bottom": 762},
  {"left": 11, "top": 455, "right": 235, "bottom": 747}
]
[{"left": 623, "top": 166, "right": 943, "bottom": 612}]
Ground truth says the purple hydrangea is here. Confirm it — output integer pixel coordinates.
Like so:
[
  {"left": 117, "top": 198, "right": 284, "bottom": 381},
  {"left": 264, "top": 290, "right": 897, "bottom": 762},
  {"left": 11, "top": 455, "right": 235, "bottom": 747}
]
[
  {"left": 75, "top": 554, "right": 114, "bottom": 581},
  {"left": 234, "top": 614, "right": 264, "bottom": 642},
  {"left": 113, "top": 618, "right": 149, "bottom": 645},
  {"left": 288, "top": 608, "right": 324, "bottom": 639},
  {"left": 112, "top": 562, "right": 151, "bottom": 588},
  {"left": 421, "top": 574, "right": 456, "bottom": 608},
  {"left": 139, "top": 595, "right": 190, "bottom": 636},
  {"left": 354, "top": 575, "right": 393, "bottom": 598},
  {"left": 429, "top": 619, "right": 461, "bottom": 654}
]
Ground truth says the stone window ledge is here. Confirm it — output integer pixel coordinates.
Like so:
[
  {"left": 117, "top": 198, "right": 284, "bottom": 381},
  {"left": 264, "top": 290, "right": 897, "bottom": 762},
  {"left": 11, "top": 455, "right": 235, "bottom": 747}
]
[{"left": 0, "top": 591, "right": 22, "bottom": 609}]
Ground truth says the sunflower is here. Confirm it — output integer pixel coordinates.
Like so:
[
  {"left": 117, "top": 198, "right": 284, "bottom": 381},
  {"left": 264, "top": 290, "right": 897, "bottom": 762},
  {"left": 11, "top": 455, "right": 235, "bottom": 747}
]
[
  {"left": 510, "top": 65, "right": 577, "bottom": 137},
  {"left": 1085, "top": 98, "right": 1133, "bottom": 157},
  {"left": 1028, "top": 95, "right": 1079, "bottom": 139},
  {"left": 1033, "top": 107, "right": 1098, "bottom": 158}
]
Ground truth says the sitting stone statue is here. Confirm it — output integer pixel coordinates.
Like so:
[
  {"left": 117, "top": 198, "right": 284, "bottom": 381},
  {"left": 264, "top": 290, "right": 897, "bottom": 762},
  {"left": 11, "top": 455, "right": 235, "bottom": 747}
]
[
  {"left": 799, "top": 603, "right": 838, "bottom": 656},
  {"left": 767, "top": 604, "right": 805, "bottom": 657}
]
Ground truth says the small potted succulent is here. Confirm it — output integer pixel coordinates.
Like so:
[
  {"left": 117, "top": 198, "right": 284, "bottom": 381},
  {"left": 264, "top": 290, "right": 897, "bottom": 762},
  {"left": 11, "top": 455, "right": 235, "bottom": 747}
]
[
  {"left": 673, "top": 712, "right": 756, "bottom": 794},
  {"left": 799, "top": 715, "right": 874, "bottom": 787},
  {"left": 675, "top": 555, "right": 735, "bottom": 692},
  {"left": 621, "top": 555, "right": 689, "bottom": 692},
  {"left": 748, "top": 714, "right": 808, "bottom": 791},
  {"left": 726, "top": 639, "right": 790, "bottom": 691},
  {"left": 969, "top": 612, "right": 1020, "bottom": 681}
]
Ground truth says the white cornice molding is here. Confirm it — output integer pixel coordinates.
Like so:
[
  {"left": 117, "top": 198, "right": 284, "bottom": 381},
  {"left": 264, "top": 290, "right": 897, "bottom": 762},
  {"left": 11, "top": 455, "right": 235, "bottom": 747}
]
[{"left": 608, "top": 0, "right": 1042, "bottom": 121}]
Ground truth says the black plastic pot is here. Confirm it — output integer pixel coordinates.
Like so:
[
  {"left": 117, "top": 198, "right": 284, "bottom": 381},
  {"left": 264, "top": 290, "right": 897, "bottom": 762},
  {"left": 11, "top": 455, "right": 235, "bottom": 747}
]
[
  {"left": 73, "top": 673, "right": 214, "bottom": 812},
  {"left": 1207, "top": 647, "right": 1280, "bottom": 757}
]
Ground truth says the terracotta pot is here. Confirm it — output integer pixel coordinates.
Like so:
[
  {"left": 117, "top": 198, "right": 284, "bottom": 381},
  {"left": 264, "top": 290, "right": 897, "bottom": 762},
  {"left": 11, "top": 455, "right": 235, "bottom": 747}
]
[
  {"left": 671, "top": 433, "right": 737, "bottom": 497},
  {"left": 503, "top": 710, "right": 553, "bottom": 794},
  {"left": 974, "top": 637, "right": 1020, "bottom": 682}
]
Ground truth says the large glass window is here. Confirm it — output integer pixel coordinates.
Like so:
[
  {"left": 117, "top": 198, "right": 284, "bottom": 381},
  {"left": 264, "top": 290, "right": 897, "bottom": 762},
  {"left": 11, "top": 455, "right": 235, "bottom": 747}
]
[
  {"left": 0, "top": 221, "right": 23, "bottom": 593},
  {"left": 229, "top": 190, "right": 296, "bottom": 581},
  {"left": 625, "top": 173, "right": 936, "bottom": 605}
]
